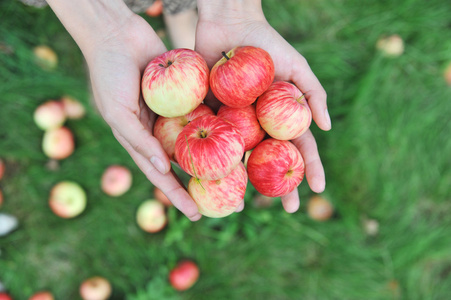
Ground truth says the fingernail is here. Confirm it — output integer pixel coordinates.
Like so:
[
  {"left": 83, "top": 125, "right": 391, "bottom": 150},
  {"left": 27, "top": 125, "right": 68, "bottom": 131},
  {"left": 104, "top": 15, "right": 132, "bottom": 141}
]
[
  {"left": 150, "top": 156, "right": 167, "bottom": 174},
  {"left": 324, "top": 108, "right": 332, "bottom": 130},
  {"left": 189, "top": 213, "right": 202, "bottom": 222}
]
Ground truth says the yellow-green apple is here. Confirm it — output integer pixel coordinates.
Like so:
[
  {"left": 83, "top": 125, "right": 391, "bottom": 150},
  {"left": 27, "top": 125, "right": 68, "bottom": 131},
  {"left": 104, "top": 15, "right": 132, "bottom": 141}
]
[
  {"left": 175, "top": 115, "right": 244, "bottom": 180},
  {"left": 0, "top": 158, "right": 4, "bottom": 180},
  {"left": 101, "top": 165, "right": 132, "bottom": 197},
  {"left": 136, "top": 199, "right": 167, "bottom": 233},
  {"left": 61, "top": 95, "right": 86, "bottom": 119},
  {"left": 33, "top": 100, "right": 66, "bottom": 130},
  {"left": 42, "top": 126, "right": 75, "bottom": 160},
  {"left": 154, "top": 104, "right": 214, "bottom": 162},
  {"left": 79, "top": 276, "right": 112, "bottom": 300},
  {"left": 49, "top": 181, "right": 86, "bottom": 218},
  {"left": 256, "top": 81, "right": 312, "bottom": 140},
  {"left": 33, "top": 45, "right": 58, "bottom": 70},
  {"left": 0, "top": 293, "right": 12, "bottom": 300},
  {"left": 169, "top": 260, "right": 200, "bottom": 291},
  {"left": 376, "top": 34, "right": 404, "bottom": 57},
  {"left": 154, "top": 187, "right": 172, "bottom": 206},
  {"left": 307, "top": 195, "right": 333, "bottom": 221},
  {"left": 188, "top": 162, "right": 247, "bottom": 218},
  {"left": 141, "top": 48, "right": 209, "bottom": 117},
  {"left": 247, "top": 139, "right": 304, "bottom": 197},
  {"left": 29, "top": 291, "right": 54, "bottom": 300},
  {"left": 217, "top": 104, "right": 266, "bottom": 151},
  {"left": 210, "top": 46, "right": 274, "bottom": 108}
]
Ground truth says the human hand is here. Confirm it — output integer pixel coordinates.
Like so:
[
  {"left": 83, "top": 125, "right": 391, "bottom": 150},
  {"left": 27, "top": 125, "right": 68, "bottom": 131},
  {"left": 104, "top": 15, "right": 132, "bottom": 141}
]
[{"left": 196, "top": 0, "right": 331, "bottom": 213}]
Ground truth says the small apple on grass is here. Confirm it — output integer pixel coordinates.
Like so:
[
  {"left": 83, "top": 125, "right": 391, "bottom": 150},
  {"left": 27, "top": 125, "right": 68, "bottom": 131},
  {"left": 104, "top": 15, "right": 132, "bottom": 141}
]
[
  {"left": 154, "top": 104, "right": 214, "bottom": 162},
  {"left": 29, "top": 291, "right": 54, "bottom": 300},
  {"left": 101, "top": 165, "right": 132, "bottom": 197},
  {"left": 42, "top": 126, "right": 75, "bottom": 160},
  {"left": 0, "top": 292, "right": 12, "bottom": 300},
  {"left": 175, "top": 114, "right": 245, "bottom": 180},
  {"left": 145, "top": 0, "right": 163, "bottom": 17},
  {"left": 33, "top": 45, "right": 58, "bottom": 70},
  {"left": 210, "top": 46, "right": 275, "bottom": 108},
  {"left": 188, "top": 162, "right": 247, "bottom": 218},
  {"left": 307, "top": 195, "right": 334, "bottom": 221},
  {"left": 33, "top": 100, "right": 66, "bottom": 131},
  {"left": 136, "top": 199, "right": 167, "bottom": 233},
  {"left": 79, "top": 276, "right": 112, "bottom": 300},
  {"left": 169, "top": 260, "right": 200, "bottom": 291},
  {"left": 154, "top": 187, "right": 172, "bottom": 206},
  {"left": 217, "top": 104, "right": 266, "bottom": 151},
  {"left": 61, "top": 95, "right": 86, "bottom": 119},
  {"left": 141, "top": 48, "right": 209, "bottom": 117},
  {"left": 247, "top": 139, "right": 305, "bottom": 198},
  {"left": 256, "top": 81, "right": 312, "bottom": 140},
  {"left": 49, "top": 181, "right": 86, "bottom": 218},
  {"left": 376, "top": 34, "right": 404, "bottom": 57}
]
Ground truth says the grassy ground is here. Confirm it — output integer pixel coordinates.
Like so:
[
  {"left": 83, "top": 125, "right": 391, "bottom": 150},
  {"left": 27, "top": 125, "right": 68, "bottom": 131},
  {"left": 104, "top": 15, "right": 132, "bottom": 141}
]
[{"left": 1, "top": 0, "right": 451, "bottom": 299}]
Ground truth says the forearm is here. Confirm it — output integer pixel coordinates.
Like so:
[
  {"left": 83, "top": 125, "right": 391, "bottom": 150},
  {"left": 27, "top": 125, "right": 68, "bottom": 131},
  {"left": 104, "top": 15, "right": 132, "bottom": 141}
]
[
  {"left": 197, "top": 0, "right": 265, "bottom": 22},
  {"left": 46, "top": 0, "right": 133, "bottom": 58}
]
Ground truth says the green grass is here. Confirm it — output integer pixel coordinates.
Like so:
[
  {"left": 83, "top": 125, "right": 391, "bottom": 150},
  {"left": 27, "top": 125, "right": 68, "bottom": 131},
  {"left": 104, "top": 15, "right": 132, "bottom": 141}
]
[{"left": 1, "top": 0, "right": 451, "bottom": 299}]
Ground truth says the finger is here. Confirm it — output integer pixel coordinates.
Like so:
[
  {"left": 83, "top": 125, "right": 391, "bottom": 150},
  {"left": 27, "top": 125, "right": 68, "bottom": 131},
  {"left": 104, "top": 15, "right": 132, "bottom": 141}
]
[
  {"left": 281, "top": 188, "right": 300, "bottom": 213},
  {"left": 108, "top": 111, "right": 171, "bottom": 175},
  {"left": 114, "top": 132, "right": 202, "bottom": 221},
  {"left": 291, "top": 130, "right": 326, "bottom": 193},
  {"left": 291, "top": 57, "right": 331, "bottom": 131},
  {"left": 235, "top": 200, "right": 245, "bottom": 212}
]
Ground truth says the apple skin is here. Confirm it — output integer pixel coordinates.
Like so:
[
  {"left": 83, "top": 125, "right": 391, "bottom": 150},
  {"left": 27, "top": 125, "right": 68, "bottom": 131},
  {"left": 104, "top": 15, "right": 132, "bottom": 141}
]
[
  {"left": 154, "top": 187, "right": 172, "bottom": 206},
  {"left": 79, "top": 276, "right": 112, "bottom": 300},
  {"left": 154, "top": 104, "right": 214, "bottom": 162},
  {"left": 29, "top": 291, "right": 54, "bottom": 300},
  {"left": 101, "top": 165, "right": 132, "bottom": 197},
  {"left": 0, "top": 293, "right": 12, "bottom": 300},
  {"left": 136, "top": 199, "right": 167, "bottom": 233},
  {"left": 169, "top": 260, "right": 200, "bottom": 291},
  {"left": 188, "top": 162, "right": 247, "bottom": 218},
  {"left": 247, "top": 139, "right": 304, "bottom": 197},
  {"left": 307, "top": 195, "right": 333, "bottom": 221},
  {"left": 141, "top": 48, "right": 209, "bottom": 118},
  {"left": 61, "top": 95, "right": 86, "bottom": 119},
  {"left": 33, "top": 100, "right": 66, "bottom": 131},
  {"left": 42, "top": 126, "right": 75, "bottom": 160},
  {"left": 175, "top": 115, "right": 244, "bottom": 180},
  {"left": 210, "top": 46, "right": 275, "bottom": 108},
  {"left": 256, "top": 81, "right": 312, "bottom": 141},
  {"left": 217, "top": 104, "right": 266, "bottom": 151},
  {"left": 49, "top": 181, "right": 87, "bottom": 219}
]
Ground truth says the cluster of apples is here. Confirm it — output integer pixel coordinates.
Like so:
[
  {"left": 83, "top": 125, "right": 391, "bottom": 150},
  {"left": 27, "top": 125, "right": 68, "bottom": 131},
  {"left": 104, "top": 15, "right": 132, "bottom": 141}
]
[{"left": 142, "top": 46, "right": 312, "bottom": 218}]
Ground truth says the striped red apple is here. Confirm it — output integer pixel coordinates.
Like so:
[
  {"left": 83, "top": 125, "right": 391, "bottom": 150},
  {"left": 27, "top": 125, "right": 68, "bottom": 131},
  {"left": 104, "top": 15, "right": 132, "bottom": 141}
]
[
  {"left": 169, "top": 260, "right": 200, "bottom": 291},
  {"left": 141, "top": 48, "right": 209, "bottom": 117}
]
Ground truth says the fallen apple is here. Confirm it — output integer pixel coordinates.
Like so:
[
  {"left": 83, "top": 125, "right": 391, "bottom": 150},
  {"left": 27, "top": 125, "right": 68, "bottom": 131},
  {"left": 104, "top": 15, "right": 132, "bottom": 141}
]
[
  {"left": 154, "top": 187, "right": 172, "bottom": 206},
  {"left": 307, "top": 195, "right": 333, "bottom": 221},
  {"left": 101, "top": 165, "right": 132, "bottom": 197},
  {"left": 136, "top": 199, "right": 167, "bottom": 233},
  {"left": 0, "top": 293, "right": 12, "bottom": 300},
  {"left": 376, "top": 34, "right": 404, "bottom": 57},
  {"left": 49, "top": 181, "right": 86, "bottom": 218},
  {"left": 210, "top": 46, "right": 275, "bottom": 108},
  {"left": 142, "top": 48, "right": 209, "bottom": 117},
  {"left": 145, "top": 0, "right": 163, "bottom": 17},
  {"left": 175, "top": 114, "right": 244, "bottom": 180},
  {"left": 33, "top": 100, "right": 66, "bottom": 131},
  {"left": 42, "top": 126, "right": 75, "bottom": 160},
  {"left": 29, "top": 291, "right": 54, "bottom": 300},
  {"left": 61, "top": 95, "right": 86, "bottom": 119},
  {"left": 188, "top": 162, "right": 247, "bottom": 218},
  {"left": 33, "top": 45, "right": 58, "bottom": 69},
  {"left": 247, "top": 139, "right": 304, "bottom": 197},
  {"left": 79, "top": 276, "right": 112, "bottom": 300},
  {"left": 169, "top": 260, "right": 200, "bottom": 291}
]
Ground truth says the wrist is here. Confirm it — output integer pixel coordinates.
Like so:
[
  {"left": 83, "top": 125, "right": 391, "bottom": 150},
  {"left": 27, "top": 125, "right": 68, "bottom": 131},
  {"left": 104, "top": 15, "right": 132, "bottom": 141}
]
[{"left": 197, "top": 0, "right": 265, "bottom": 23}]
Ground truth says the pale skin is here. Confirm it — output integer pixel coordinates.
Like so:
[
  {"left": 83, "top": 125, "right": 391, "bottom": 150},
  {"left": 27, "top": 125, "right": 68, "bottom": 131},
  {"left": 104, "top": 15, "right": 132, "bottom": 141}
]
[{"left": 46, "top": 0, "right": 330, "bottom": 220}]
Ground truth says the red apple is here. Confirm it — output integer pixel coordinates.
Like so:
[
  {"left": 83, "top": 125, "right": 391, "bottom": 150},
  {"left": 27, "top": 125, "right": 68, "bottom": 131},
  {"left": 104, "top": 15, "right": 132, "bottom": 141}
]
[
  {"left": 29, "top": 291, "right": 54, "bottom": 300},
  {"left": 188, "top": 162, "right": 247, "bottom": 218},
  {"left": 247, "top": 139, "right": 304, "bottom": 197},
  {"left": 210, "top": 46, "right": 274, "bottom": 108},
  {"left": 61, "top": 95, "right": 86, "bottom": 119},
  {"left": 169, "top": 260, "right": 200, "bottom": 291},
  {"left": 79, "top": 276, "right": 112, "bottom": 300},
  {"left": 256, "top": 81, "right": 312, "bottom": 140},
  {"left": 136, "top": 199, "right": 167, "bottom": 233},
  {"left": 217, "top": 104, "right": 266, "bottom": 151},
  {"left": 33, "top": 45, "right": 58, "bottom": 69},
  {"left": 42, "top": 126, "right": 75, "bottom": 160},
  {"left": 33, "top": 100, "right": 66, "bottom": 131},
  {"left": 0, "top": 293, "right": 12, "bottom": 300},
  {"left": 154, "top": 187, "right": 172, "bottom": 206},
  {"left": 101, "top": 165, "right": 132, "bottom": 197},
  {"left": 154, "top": 104, "right": 214, "bottom": 162},
  {"left": 307, "top": 195, "right": 333, "bottom": 221},
  {"left": 49, "top": 181, "right": 87, "bottom": 218},
  {"left": 0, "top": 158, "right": 4, "bottom": 180},
  {"left": 141, "top": 48, "right": 209, "bottom": 117},
  {"left": 145, "top": 0, "right": 163, "bottom": 17},
  {"left": 175, "top": 115, "right": 244, "bottom": 180}
]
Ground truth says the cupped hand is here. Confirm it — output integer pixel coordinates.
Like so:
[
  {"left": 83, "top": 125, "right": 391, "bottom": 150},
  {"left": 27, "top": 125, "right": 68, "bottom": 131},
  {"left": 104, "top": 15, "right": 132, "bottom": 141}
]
[
  {"left": 195, "top": 5, "right": 330, "bottom": 213},
  {"left": 85, "top": 14, "right": 201, "bottom": 221}
]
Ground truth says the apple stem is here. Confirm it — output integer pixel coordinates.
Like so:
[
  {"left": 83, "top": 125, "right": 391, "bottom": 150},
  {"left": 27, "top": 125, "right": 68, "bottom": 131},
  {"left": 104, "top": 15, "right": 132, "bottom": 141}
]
[
  {"left": 296, "top": 94, "right": 305, "bottom": 103},
  {"left": 221, "top": 51, "right": 230, "bottom": 60}
]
